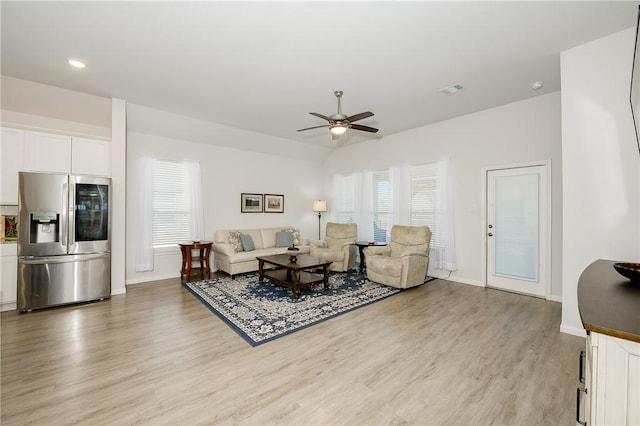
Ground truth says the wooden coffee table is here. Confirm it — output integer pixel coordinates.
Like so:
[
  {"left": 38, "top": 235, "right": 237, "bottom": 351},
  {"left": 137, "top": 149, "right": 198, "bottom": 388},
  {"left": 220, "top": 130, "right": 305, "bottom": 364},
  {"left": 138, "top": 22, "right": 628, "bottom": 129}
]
[{"left": 257, "top": 254, "right": 332, "bottom": 299}]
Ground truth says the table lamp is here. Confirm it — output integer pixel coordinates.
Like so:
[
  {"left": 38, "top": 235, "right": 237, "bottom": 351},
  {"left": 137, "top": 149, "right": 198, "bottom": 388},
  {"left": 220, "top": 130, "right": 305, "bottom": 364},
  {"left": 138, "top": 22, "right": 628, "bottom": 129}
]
[{"left": 312, "top": 200, "right": 327, "bottom": 239}]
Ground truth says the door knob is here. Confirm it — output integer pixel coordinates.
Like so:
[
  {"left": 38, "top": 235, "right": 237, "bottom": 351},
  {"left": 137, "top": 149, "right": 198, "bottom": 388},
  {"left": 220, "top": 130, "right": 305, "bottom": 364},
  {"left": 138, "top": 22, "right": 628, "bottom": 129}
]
[{"left": 488, "top": 232, "right": 493, "bottom": 237}]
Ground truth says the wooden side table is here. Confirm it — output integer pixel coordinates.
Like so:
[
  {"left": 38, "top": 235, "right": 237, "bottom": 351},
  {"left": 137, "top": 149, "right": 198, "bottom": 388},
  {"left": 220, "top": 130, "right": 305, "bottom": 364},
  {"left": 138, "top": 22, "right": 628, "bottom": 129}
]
[
  {"left": 179, "top": 241, "right": 212, "bottom": 282},
  {"left": 355, "top": 241, "right": 387, "bottom": 273}
]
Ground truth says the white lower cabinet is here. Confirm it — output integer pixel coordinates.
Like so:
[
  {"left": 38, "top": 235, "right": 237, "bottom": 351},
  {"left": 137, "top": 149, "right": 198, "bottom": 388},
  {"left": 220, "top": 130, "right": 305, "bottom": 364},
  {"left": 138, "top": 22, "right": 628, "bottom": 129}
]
[
  {"left": 579, "top": 332, "right": 640, "bottom": 425},
  {"left": 0, "top": 243, "right": 17, "bottom": 311}
]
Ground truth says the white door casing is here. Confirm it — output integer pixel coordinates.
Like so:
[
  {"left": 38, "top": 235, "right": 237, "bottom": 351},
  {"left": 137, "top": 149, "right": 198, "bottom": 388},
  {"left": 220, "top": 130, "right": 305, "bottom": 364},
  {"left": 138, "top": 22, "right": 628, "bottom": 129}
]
[{"left": 483, "top": 162, "right": 551, "bottom": 299}]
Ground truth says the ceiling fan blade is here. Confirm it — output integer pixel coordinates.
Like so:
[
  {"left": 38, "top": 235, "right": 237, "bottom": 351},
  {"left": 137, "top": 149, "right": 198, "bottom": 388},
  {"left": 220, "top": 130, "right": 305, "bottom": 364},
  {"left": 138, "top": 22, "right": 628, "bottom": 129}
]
[
  {"left": 346, "top": 111, "right": 374, "bottom": 122},
  {"left": 350, "top": 124, "right": 379, "bottom": 133},
  {"left": 309, "top": 112, "right": 332, "bottom": 122},
  {"left": 297, "top": 124, "right": 330, "bottom": 132}
]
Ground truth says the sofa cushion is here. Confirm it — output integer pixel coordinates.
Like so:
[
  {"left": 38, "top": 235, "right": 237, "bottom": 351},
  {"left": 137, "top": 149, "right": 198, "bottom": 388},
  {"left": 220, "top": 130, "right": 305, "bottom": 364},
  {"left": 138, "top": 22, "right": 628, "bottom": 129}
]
[
  {"left": 245, "top": 229, "right": 264, "bottom": 249},
  {"left": 275, "top": 231, "right": 293, "bottom": 247},
  {"left": 229, "top": 231, "right": 243, "bottom": 253},
  {"left": 240, "top": 233, "right": 255, "bottom": 251}
]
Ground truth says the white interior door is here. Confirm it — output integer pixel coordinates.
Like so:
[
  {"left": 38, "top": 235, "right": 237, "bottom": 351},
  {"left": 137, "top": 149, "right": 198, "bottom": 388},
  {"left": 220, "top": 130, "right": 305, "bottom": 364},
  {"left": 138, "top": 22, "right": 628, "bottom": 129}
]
[{"left": 486, "top": 165, "right": 548, "bottom": 298}]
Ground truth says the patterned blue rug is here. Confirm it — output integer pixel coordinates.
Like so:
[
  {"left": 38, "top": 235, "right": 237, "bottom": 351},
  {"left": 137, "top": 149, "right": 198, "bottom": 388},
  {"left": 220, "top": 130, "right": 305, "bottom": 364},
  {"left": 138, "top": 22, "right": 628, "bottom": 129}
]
[{"left": 184, "top": 270, "right": 434, "bottom": 346}]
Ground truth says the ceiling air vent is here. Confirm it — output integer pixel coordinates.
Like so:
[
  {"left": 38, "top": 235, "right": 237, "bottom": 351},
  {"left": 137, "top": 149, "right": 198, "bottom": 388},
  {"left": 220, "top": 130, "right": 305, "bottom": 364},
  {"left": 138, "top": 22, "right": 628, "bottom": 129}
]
[{"left": 439, "top": 84, "right": 464, "bottom": 95}]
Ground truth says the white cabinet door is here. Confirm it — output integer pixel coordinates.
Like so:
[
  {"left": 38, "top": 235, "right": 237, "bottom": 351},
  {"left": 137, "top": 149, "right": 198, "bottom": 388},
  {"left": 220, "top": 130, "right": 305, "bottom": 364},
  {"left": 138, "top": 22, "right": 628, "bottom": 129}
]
[
  {"left": 24, "top": 131, "right": 71, "bottom": 173},
  {"left": 591, "top": 332, "right": 640, "bottom": 426},
  {"left": 0, "top": 128, "right": 25, "bottom": 204},
  {"left": 0, "top": 243, "right": 17, "bottom": 309},
  {"left": 71, "top": 137, "right": 111, "bottom": 176}
]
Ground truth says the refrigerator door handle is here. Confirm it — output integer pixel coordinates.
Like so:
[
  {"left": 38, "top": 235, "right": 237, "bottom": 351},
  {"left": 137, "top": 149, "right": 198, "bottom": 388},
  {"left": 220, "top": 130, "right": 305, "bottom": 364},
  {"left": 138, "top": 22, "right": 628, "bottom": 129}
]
[
  {"left": 19, "top": 252, "right": 110, "bottom": 265},
  {"left": 61, "top": 182, "right": 68, "bottom": 247},
  {"left": 68, "top": 181, "right": 76, "bottom": 248}
]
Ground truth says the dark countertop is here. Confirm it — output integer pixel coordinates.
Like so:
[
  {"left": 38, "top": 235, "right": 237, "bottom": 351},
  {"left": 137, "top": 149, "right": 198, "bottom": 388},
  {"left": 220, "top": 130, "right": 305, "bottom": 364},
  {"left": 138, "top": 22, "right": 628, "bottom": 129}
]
[{"left": 578, "top": 259, "right": 640, "bottom": 343}]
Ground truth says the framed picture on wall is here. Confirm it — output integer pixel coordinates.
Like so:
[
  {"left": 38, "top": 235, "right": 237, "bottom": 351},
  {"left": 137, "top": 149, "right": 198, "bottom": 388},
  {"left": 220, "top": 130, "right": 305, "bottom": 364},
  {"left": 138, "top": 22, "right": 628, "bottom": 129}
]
[
  {"left": 2, "top": 215, "right": 18, "bottom": 240},
  {"left": 241, "top": 193, "right": 263, "bottom": 213},
  {"left": 264, "top": 194, "right": 284, "bottom": 213}
]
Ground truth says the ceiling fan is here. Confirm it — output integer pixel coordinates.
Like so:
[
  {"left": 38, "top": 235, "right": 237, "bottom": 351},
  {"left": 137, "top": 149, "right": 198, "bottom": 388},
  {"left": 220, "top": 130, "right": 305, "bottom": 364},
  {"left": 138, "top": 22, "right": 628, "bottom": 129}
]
[{"left": 297, "top": 90, "right": 379, "bottom": 138}]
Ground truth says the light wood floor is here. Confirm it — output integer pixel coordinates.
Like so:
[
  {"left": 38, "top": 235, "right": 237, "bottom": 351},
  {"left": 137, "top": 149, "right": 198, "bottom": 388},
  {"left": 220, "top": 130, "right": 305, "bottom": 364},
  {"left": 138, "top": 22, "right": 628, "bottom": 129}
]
[{"left": 1, "top": 276, "right": 584, "bottom": 425}]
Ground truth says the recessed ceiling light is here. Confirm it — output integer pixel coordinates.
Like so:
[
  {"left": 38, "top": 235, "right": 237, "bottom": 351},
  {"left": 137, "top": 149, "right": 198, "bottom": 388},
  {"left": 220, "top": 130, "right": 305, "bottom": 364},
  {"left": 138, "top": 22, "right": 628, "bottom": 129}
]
[
  {"left": 67, "top": 59, "right": 87, "bottom": 69},
  {"left": 530, "top": 81, "right": 543, "bottom": 91},
  {"left": 439, "top": 84, "right": 464, "bottom": 95}
]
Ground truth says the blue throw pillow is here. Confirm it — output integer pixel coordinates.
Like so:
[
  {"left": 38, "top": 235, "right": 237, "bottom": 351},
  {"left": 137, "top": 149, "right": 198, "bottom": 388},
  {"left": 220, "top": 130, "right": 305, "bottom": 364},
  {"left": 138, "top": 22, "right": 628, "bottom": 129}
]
[
  {"left": 239, "top": 233, "right": 255, "bottom": 251},
  {"left": 275, "top": 231, "right": 294, "bottom": 247}
]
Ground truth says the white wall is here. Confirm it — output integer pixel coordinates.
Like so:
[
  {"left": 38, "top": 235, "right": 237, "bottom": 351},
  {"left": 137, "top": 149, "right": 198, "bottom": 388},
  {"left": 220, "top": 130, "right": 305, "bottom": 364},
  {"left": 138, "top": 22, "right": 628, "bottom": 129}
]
[
  {"left": 1, "top": 76, "right": 112, "bottom": 137},
  {"left": 125, "top": 105, "right": 326, "bottom": 284},
  {"left": 560, "top": 28, "right": 640, "bottom": 336},
  {"left": 323, "top": 92, "right": 564, "bottom": 298}
]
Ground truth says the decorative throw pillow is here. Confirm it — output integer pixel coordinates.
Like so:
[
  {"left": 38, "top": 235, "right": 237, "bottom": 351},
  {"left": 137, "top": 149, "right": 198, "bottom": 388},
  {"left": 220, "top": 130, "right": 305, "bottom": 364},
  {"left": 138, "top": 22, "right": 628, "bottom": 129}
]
[
  {"left": 229, "top": 231, "right": 243, "bottom": 253},
  {"left": 239, "top": 233, "right": 255, "bottom": 252},
  {"left": 282, "top": 228, "right": 300, "bottom": 245},
  {"left": 275, "top": 231, "right": 294, "bottom": 247}
]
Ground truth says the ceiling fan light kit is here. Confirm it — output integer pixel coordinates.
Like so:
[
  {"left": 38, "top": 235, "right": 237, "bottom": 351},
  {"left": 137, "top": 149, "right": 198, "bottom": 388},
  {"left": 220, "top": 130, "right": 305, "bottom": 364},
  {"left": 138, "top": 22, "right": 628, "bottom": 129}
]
[
  {"left": 330, "top": 124, "right": 347, "bottom": 135},
  {"left": 297, "top": 90, "right": 379, "bottom": 138}
]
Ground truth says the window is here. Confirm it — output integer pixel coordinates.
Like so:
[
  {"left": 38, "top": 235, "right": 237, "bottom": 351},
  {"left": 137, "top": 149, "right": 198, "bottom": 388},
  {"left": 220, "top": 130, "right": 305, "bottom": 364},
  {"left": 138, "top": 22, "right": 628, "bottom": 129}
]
[
  {"left": 152, "top": 160, "right": 191, "bottom": 246},
  {"left": 333, "top": 170, "right": 394, "bottom": 242},
  {"left": 332, "top": 161, "right": 456, "bottom": 271},
  {"left": 410, "top": 162, "right": 441, "bottom": 249}
]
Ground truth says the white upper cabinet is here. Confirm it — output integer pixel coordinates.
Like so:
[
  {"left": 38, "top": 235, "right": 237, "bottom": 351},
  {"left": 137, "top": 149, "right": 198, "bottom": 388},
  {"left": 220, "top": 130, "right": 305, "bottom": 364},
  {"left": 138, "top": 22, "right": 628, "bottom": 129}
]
[
  {"left": 23, "top": 131, "right": 71, "bottom": 173},
  {"left": 0, "top": 127, "right": 25, "bottom": 204},
  {"left": 71, "top": 137, "right": 111, "bottom": 177},
  {"left": 1, "top": 129, "right": 110, "bottom": 203},
  {"left": 21, "top": 131, "right": 110, "bottom": 177}
]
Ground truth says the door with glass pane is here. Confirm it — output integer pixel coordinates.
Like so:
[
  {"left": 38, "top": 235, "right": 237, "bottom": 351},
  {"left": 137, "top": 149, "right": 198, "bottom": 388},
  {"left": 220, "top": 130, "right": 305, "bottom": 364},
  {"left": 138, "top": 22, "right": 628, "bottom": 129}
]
[{"left": 486, "top": 165, "right": 547, "bottom": 297}]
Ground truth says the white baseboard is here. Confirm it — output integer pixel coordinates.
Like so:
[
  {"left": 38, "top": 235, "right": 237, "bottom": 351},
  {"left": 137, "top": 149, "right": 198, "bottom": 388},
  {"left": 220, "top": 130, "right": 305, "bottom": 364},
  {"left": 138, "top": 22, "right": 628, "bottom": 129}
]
[
  {"left": 126, "top": 272, "right": 180, "bottom": 285},
  {"left": 560, "top": 323, "right": 586, "bottom": 338},
  {"left": 111, "top": 287, "right": 126, "bottom": 296},
  {"left": 431, "top": 273, "right": 483, "bottom": 287},
  {"left": 549, "top": 294, "right": 562, "bottom": 303},
  {"left": 1, "top": 301, "right": 16, "bottom": 312}
]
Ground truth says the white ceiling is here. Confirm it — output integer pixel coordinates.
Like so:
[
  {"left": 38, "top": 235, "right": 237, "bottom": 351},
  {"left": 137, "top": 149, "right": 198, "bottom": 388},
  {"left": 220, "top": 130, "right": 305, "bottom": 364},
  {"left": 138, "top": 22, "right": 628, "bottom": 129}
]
[{"left": 1, "top": 1, "right": 637, "bottom": 147}]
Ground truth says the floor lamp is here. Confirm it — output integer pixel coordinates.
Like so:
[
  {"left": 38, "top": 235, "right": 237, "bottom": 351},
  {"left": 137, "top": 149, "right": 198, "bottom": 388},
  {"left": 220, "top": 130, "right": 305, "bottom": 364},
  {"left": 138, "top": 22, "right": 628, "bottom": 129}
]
[{"left": 312, "top": 200, "right": 327, "bottom": 240}]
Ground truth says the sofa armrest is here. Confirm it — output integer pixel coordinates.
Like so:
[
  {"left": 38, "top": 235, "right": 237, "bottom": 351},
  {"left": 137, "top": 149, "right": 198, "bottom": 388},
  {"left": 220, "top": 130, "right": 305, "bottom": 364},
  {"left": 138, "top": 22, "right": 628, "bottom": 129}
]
[
  {"left": 311, "top": 240, "right": 327, "bottom": 248},
  {"left": 365, "top": 246, "right": 391, "bottom": 257},
  {"left": 212, "top": 242, "right": 236, "bottom": 257}
]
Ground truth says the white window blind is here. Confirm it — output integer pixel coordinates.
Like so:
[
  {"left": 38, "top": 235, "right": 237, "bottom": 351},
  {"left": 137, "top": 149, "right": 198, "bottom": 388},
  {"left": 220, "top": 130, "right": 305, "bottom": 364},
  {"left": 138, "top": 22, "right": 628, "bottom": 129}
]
[
  {"left": 372, "top": 170, "right": 392, "bottom": 242},
  {"left": 152, "top": 160, "right": 190, "bottom": 246},
  {"left": 335, "top": 174, "right": 355, "bottom": 223},
  {"left": 410, "top": 162, "right": 442, "bottom": 248}
]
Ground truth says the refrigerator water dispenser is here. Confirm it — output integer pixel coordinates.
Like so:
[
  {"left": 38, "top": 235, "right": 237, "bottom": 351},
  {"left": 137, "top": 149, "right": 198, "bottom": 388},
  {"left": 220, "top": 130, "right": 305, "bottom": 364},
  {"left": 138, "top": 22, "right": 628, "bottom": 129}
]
[{"left": 30, "top": 212, "right": 59, "bottom": 243}]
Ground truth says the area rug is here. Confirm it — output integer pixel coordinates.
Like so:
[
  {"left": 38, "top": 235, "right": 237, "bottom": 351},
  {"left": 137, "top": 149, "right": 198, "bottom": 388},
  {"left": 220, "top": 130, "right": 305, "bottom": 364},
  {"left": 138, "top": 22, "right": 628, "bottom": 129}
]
[{"left": 184, "top": 270, "right": 436, "bottom": 346}]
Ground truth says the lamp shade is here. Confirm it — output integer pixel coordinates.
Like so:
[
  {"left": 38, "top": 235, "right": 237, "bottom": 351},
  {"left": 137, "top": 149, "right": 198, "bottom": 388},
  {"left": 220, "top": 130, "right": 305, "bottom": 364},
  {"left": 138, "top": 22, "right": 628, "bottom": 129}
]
[{"left": 312, "top": 200, "right": 327, "bottom": 212}]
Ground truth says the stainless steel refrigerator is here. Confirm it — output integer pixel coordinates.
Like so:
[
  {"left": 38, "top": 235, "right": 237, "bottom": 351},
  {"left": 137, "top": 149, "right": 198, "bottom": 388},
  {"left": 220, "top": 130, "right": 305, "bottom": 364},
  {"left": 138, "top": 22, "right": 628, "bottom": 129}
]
[{"left": 17, "top": 172, "right": 111, "bottom": 311}]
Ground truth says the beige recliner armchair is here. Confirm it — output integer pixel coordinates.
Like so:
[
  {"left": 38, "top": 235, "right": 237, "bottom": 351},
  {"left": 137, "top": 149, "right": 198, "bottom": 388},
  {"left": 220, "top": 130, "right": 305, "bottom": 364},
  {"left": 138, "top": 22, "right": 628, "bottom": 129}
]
[
  {"left": 310, "top": 222, "right": 357, "bottom": 272},
  {"left": 365, "top": 225, "right": 432, "bottom": 289}
]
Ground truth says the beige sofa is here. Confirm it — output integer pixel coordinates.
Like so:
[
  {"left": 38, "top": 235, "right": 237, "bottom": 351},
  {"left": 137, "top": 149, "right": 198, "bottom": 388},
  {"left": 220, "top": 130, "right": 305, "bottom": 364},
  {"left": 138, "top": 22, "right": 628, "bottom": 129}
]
[{"left": 212, "top": 227, "right": 310, "bottom": 276}]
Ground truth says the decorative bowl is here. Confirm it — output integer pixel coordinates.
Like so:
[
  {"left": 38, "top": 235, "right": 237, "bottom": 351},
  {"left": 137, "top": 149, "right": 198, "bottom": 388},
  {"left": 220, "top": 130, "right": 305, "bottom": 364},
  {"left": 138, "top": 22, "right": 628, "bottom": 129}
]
[{"left": 613, "top": 262, "right": 640, "bottom": 282}]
